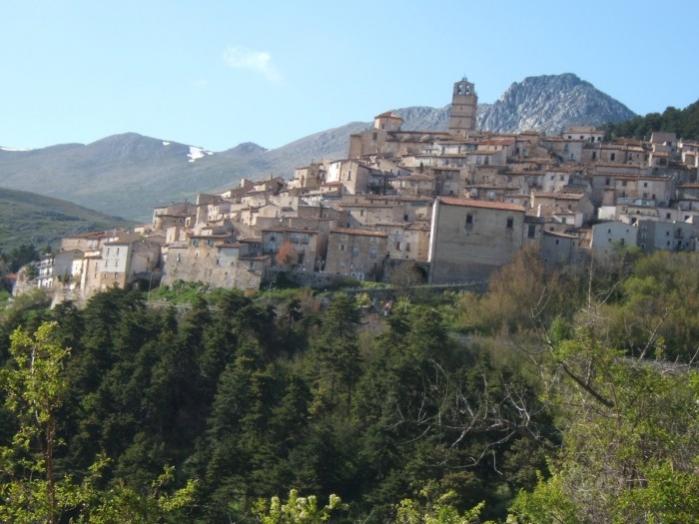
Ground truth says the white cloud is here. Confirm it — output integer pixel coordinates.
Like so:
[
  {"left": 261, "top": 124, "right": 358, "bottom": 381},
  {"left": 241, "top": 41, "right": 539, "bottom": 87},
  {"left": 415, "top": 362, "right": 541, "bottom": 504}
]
[{"left": 223, "top": 46, "right": 281, "bottom": 82}]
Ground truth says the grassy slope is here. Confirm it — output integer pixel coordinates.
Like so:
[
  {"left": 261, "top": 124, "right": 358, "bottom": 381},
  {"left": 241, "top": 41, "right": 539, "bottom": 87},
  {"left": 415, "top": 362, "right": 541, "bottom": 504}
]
[{"left": 0, "top": 187, "right": 133, "bottom": 252}]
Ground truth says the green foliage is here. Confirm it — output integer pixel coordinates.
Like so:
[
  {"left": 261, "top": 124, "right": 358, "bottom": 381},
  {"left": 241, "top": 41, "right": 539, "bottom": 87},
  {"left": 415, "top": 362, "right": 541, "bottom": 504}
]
[
  {"left": 0, "top": 188, "right": 131, "bottom": 252},
  {"left": 395, "top": 491, "right": 487, "bottom": 524},
  {"left": 253, "top": 489, "right": 346, "bottom": 523},
  {"left": 3, "top": 251, "right": 699, "bottom": 522},
  {"left": 0, "top": 321, "right": 196, "bottom": 523},
  {"left": 605, "top": 99, "right": 699, "bottom": 140},
  {"left": 508, "top": 471, "right": 580, "bottom": 524},
  {"left": 0, "top": 243, "right": 39, "bottom": 273},
  {"left": 613, "top": 461, "right": 699, "bottom": 523}
]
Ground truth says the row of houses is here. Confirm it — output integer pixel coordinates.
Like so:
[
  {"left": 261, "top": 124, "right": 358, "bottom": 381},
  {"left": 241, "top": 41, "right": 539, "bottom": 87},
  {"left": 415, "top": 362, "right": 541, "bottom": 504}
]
[{"left": 15, "top": 79, "right": 699, "bottom": 303}]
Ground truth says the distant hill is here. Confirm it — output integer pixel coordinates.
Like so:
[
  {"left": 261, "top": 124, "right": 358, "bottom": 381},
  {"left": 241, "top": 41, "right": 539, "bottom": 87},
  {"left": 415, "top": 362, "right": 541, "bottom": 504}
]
[
  {"left": 0, "top": 73, "right": 636, "bottom": 220},
  {"left": 605, "top": 100, "right": 699, "bottom": 140},
  {"left": 0, "top": 187, "right": 132, "bottom": 252}
]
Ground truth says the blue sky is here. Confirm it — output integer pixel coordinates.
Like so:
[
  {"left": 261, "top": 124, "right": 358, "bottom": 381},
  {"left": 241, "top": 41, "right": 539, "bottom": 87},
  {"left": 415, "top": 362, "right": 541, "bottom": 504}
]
[{"left": 1, "top": 0, "right": 697, "bottom": 151}]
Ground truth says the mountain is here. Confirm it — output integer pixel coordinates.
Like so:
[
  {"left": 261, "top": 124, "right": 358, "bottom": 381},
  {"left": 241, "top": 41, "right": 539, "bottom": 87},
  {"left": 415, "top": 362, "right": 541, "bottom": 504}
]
[
  {"left": 0, "top": 187, "right": 132, "bottom": 252},
  {"left": 0, "top": 73, "right": 636, "bottom": 220},
  {"left": 477, "top": 73, "right": 636, "bottom": 133}
]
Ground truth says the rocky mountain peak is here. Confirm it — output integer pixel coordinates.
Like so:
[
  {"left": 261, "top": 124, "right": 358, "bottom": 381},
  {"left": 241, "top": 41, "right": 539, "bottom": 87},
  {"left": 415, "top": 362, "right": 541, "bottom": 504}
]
[{"left": 478, "top": 73, "right": 635, "bottom": 133}]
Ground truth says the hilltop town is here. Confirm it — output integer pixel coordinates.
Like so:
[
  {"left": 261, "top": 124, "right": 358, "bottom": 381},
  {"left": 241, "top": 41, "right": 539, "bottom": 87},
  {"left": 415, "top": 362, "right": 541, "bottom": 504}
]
[{"left": 14, "top": 78, "right": 699, "bottom": 304}]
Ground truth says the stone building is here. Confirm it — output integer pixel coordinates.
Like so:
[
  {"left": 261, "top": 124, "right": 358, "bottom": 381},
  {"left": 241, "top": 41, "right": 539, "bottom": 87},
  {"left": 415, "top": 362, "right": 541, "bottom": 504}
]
[
  {"left": 590, "top": 222, "right": 638, "bottom": 259},
  {"left": 637, "top": 220, "right": 699, "bottom": 253},
  {"left": 162, "top": 237, "right": 266, "bottom": 291},
  {"left": 261, "top": 227, "right": 322, "bottom": 271},
  {"left": 448, "top": 78, "right": 478, "bottom": 136},
  {"left": 324, "top": 228, "right": 388, "bottom": 280},
  {"left": 98, "top": 238, "right": 161, "bottom": 291},
  {"left": 428, "top": 197, "right": 526, "bottom": 283}
]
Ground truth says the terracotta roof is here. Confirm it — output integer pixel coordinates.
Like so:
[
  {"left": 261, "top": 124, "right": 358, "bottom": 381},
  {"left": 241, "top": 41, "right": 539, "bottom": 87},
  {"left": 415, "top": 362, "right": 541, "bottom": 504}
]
[
  {"left": 532, "top": 192, "right": 585, "bottom": 200},
  {"left": 331, "top": 228, "right": 388, "bottom": 238},
  {"left": 189, "top": 231, "right": 235, "bottom": 238},
  {"left": 262, "top": 227, "right": 318, "bottom": 235},
  {"left": 544, "top": 230, "right": 578, "bottom": 239},
  {"left": 438, "top": 197, "right": 526, "bottom": 212},
  {"left": 63, "top": 231, "right": 114, "bottom": 240}
]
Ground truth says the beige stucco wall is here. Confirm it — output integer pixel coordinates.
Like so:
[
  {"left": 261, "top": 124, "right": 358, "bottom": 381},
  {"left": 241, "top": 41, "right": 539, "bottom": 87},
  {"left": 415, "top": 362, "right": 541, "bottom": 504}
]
[{"left": 429, "top": 201, "right": 525, "bottom": 283}]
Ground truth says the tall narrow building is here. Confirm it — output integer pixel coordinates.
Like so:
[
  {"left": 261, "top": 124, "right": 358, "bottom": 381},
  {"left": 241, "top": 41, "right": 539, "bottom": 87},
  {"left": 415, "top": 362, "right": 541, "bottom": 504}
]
[{"left": 448, "top": 78, "right": 478, "bottom": 136}]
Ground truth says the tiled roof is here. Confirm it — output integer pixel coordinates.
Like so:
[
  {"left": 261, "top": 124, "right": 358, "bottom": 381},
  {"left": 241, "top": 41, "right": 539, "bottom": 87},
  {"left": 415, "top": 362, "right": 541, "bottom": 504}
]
[
  {"left": 439, "top": 197, "right": 525, "bottom": 212},
  {"left": 331, "top": 228, "right": 388, "bottom": 238}
]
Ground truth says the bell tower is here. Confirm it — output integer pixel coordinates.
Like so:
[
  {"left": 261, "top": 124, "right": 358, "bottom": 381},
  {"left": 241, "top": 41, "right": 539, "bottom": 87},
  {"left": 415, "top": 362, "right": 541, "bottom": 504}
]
[{"left": 448, "top": 78, "right": 478, "bottom": 136}]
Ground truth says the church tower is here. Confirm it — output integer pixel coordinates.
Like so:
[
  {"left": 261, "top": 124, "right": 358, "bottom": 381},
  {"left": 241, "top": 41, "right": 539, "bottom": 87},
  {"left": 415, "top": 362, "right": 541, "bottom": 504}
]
[{"left": 448, "top": 78, "right": 478, "bottom": 136}]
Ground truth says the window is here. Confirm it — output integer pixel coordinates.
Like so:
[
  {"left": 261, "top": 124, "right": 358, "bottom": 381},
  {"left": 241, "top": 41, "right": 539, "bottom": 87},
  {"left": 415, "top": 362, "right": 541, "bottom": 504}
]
[
  {"left": 611, "top": 153, "right": 616, "bottom": 161},
  {"left": 339, "top": 244, "right": 345, "bottom": 252},
  {"left": 506, "top": 217, "right": 514, "bottom": 229},
  {"left": 528, "top": 224, "right": 536, "bottom": 238},
  {"left": 465, "top": 214, "right": 473, "bottom": 229},
  {"left": 643, "top": 182, "right": 648, "bottom": 188},
  {"left": 605, "top": 177, "right": 611, "bottom": 186},
  {"left": 592, "top": 152, "right": 597, "bottom": 160},
  {"left": 406, "top": 243, "right": 411, "bottom": 252},
  {"left": 396, "top": 241, "right": 401, "bottom": 250},
  {"left": 372, "top": 132, "right": 378, "bottom": 141},
  {"left": 622, "top": 180, "right": 627, "bottom": 187},
  {"left": 666, "top": 212, "right": 672, "bottom": 219}
]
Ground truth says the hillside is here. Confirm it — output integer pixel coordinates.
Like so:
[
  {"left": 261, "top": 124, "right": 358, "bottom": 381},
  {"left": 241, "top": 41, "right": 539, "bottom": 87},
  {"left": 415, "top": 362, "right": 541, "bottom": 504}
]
[
  {"left": 0, "top": 187, "right": 131, "bottom": 252},
  {"left": 0, "top": 73, "right": 636, "bottom": 220},
  {"left": 1, "top": 250, "right": 698, "bottom": 521},
  {"left": 605, "top": 99, "right": 699, "bottom": 140}
]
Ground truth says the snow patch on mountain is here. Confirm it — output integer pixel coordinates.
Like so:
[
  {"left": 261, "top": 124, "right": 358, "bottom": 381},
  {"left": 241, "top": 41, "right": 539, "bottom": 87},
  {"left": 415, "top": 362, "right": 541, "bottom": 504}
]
[{"left": 187, "top": 146, "right": 209, "bottom": 162}]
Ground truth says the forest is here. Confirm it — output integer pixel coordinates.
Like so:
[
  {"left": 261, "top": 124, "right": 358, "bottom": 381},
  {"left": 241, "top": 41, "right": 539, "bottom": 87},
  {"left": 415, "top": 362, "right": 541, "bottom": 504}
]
[
  {"left": 605, "top": 98, "right": 699, "bottom": 140},
  {"left": 1, "top": 247, "right": 698, "bottom": 523}
]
